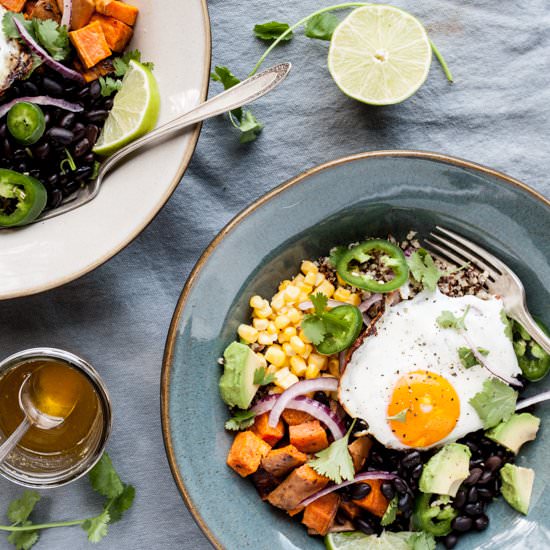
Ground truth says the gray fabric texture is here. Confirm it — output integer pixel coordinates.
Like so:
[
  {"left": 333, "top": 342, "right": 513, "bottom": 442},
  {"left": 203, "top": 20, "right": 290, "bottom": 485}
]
[{"left": 1, "top": 0, "right": 549, "bottom": 548}]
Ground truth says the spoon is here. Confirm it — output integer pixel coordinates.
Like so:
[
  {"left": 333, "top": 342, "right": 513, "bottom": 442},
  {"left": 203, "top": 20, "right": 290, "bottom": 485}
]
[
  {"left": 27, "top": 62, "right": 292, "bottom": 225},
  {"left": 0, "top": 373, "right": 75, "bottom": 464}
]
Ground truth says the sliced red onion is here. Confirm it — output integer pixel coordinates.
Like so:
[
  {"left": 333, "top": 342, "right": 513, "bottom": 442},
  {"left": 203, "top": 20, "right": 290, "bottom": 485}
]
[
  {"left": 338, "top": 351, "right": 346, "bottom": 373},
  {"left": 0, "top": 96, "right": 83, "bottom": 119},
  {"left": 299, "top": 471, "right": 398, "bottom": 507},
  {"left": 268, "top": 377, "right": 338, "bottom": 429},
  {"left": 14, "top": 17, "right": 84, "bottom": 83},
  {"left": 61, "top": 0, "right": 72, "bottom": 28},
  {"left": 358, "top": 294, "right": 382, "bottom": 313},
  {"left": 298, "top": 299, "right": 347, "bottom": 311},
  {"left": 461, "top": 331, "right": 522, "bottom": 387},
  {"left": 251, "top": 393, "right": 346, "bottom": 440},
  {"left": 516, "top": 390, "right": 550, "bottom": 411}
]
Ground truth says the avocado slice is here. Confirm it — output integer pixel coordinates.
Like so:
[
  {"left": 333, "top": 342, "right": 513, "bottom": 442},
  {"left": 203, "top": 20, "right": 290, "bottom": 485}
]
[
  {"left": 219, "top": 342, "right": 261, "bottom": 409},
  {"left": 486, "top": 413, "right": 540, "bottom": 454},
  {"left": 500, "top": 463, "right": 534, "bottom": 514},
  {"left": 419, "top": 443, "right": 471, "bottom": 497}
]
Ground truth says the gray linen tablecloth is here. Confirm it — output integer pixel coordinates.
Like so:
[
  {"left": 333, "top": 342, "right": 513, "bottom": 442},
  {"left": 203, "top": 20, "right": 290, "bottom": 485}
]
[{"left": 1, "top": 0, "right": 549, "bottom": 548}]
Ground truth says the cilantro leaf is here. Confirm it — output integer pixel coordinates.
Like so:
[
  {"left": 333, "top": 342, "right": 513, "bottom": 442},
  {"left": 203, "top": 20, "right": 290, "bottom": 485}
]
[
  {"left": 7, "top": 524, "right": 39, "bottom": 550},
  {"left": 113, "top": 49, "right": 154, "bottom": 77},
  {"left": 469, "top": 378, "right": 518, "bottom": 429},
  {"left": 32, "top": 19, "right": 70, "bottom": 61},
  {"left": 253, "top": 21, "right": 293, "bottom": 41},
  {"left": 225, "top": 410, "right": 257, "bottom": 431},
  {"left": 82, "top": 510, "right": 110, "bottom": 543},
  {"left": 387, "top": 408, "right": 408, "bottom": 423},
  {"left": 408, "top": 531, "right": 436, "bottom": 550},
  {"left": 408, "top": 249, "right": 442, "bottom": 291},
  {"left": 108, "top": 485, "right": 136, "bottom": 524},
  {"left": 301, "top": 316, "right": 326, "bottom": 345},
  {"left": 309, "top": 420, "right": 355, "bottom": 483},
  {"left": 328, "top": 246, "right": 347, "bottom": 268},
  {"left": 2, "top": 12, "right": 32, "bottom": 40},
  {"left": 89, "top": 453, "right": 124, "bottom": 499},
  {"left": 253, "top": 367, "right": 275, "bottom": 386},
  {"left": 500, "top": 310, "right": 514, "bottom": 341},
  {"left": 436, "top": 306, "right": 470, "bottom": 331},
  {"left": 7, "top": 492, "right": 40, "bottom": 525},
  {"left": 458, "top": 346, "right": 489, "bottom": 368},
  {"left": 310, "top": 292, "right": 328, "bottom": 316},
  {"left": 304, "top": 13, "right": 339, "bottom": 41},
  {"left": 99, "top": 76, "right": 123, "bottom": 97},
  {"left": 211, "top": 65, "right": 241, "bottom": 90},
  {"left": 380, "top": 496, "right": 398, "bottom": 527},
  {"left": 238, "top": 110, "right": 263, "bottom": 143}
]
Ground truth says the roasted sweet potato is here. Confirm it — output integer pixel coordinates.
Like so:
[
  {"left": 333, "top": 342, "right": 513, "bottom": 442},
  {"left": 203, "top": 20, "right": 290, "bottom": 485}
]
[
  {"left": 339, "top": 500, "right": 361, "bottom": 519},
  {"left": 90, "top": 13, "right": 132, "bottom": 52},
  {"left": 267, "top": 465, "right": 329, "bottom": 510},
  {"left": 226, "top": 431, "right": 271, "bottom": 478},
  {"left": 69, "top": 20, "right": 112, "bottom": 68},
  {"left": 250, "top": 467, "right": 281, "bottom": 500},
  {"left": 261, "top": 444, "right": 307, "bottom": 477},
  {"left": 348, "top": 436, "right": 373, "bottom": 472},
  {"left": 354, "top": 479, "right": 390, "bottom": 517},
  {"left": 96, "top": 0, "right": 138, "bottom": 26},
  {"left": 287, "top": 506, "right": 304, "bottom": 517},
  {"left": 282, "top": 409, "right": 314, "bottom": 426},
  {"left": 302, "top": 493, "right": 340, "bottom": 536},
  {"left": 73, "top": 57, "right": 114, "bottom": 81},
  {"left": 0, "top": 0, "right": 26, "bottom": 12},
  {"left": 289, "top": 420, "right": 328, "bottom": 453},
  {"left": 251, "top": 412, "right": 285, "bottom": 447},
  {"left": 29, "top": 0, "right": 60, "bottom": 21},
  {"left": 55, "top": 0, "right": 94, "bottom": 28}
]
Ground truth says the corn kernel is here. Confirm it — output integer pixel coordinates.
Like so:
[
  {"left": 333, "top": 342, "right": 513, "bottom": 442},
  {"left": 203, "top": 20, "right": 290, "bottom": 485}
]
[
  {"left": 267, "top": 322, "right": 278, "bottom": 335},
  {"left": 258, "top": 332, "right": 276, "bottom": 346},
  {"left": 265, "top": 344, "right": 286, "bottom": 367},
  {"left": 274, "top": 367, "right": 299, "bottom": 390},
  {"left": 290, "top": 356, "right": 307, "bottom": 377},
  {"left": 305, "top": 362, "right": 322, "bottom": 379},
  {"left": 297, "top": 282, "right": 314, "bottom": 295},
  {"left": 333, "top": 287, "right": 351, "bottom": 302},
  {"left": 317, "top": 280, "right": 335, "bottom": 298},
  {"left": 253, "top": 318, "right": 269, "bottom": 331},
  {"left": 315, "top": 273, "right": 326, "bottom": 287},
  {"left": 294, "top": 274, "right": 305, "bottom": 284},
  {"left": 299, "top": 330, "right": 312, "bottom": 344},
  {"left": 278, "top": 331, "right": 289, "bottom": 344},
  {"left": 298, "top": 292, "right": 310, "bottom": 304},
  {"left": 287, "top": 308, "right": 302, "bottom": 325},
  {"left": 284, "top": 285, "right": 300, "bottom": 303},
  {"left": 269, "top": 386, "right": 284, "bottom": 394},
  {"left": 250, "top": 295, "right": 265, "bottom": 309},
  {"left": 309, "top": 353, "right": 328, "bottom": 371},
  {"left": 266, "top": 364, "right": 278, "bottom": 375},
  {"left": 256, "top": 353, "right": 268, "bottom": 369},
  {"left": 271, "top": 292, "right": 285, "bottom": 312},
  {"left": 237, "top": 324, "right": 258, "bottom": 344},
  {"left": 304, "top": 271, "right": 317, "bottom": 286},
  {"left": 279, "top": 280, "right": 291, "bottom": 291},
  {"left": 348, "top": 293, "right": 361, "bottom": 306},
  {"left": 282, "top": 342, "right": 296, "bottom": 357},
  {"left": 301, "top": 344, "right": 313, "bottom": 359},
  {"left": 274, "top": 315, "right": 290, "bottom": 330},
  {"left": 283, "top": 326, "right": 297, "bottom": 338},
  {"left": 301, "top": 260, "right": 318, "bottom": 275},
  {"left": 254, "top": 304, "right": 273, "bottom": 319},
  {"left": 328, "top": 358, "right": 340, "bottom": 378},
  {"left": 336, "top": 273, "right": 347, "bottom": 287},
  {"left": 290, "top": 335, "right": 306, "bottom": 355}
]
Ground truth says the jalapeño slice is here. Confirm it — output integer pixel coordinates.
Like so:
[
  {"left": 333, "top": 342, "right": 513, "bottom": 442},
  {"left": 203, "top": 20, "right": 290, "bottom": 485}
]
[
  {"left": 7, "top": 102, "right": 46, "bottom": 145},
  {"left": 0, "top": 169, "right": 47, "bottom": 227},
  {"left": 337, "top": 239, "right": 409, "bottom": 293},
  {"left": 316, "top": 305, "right": 363, "bottom": 355}
]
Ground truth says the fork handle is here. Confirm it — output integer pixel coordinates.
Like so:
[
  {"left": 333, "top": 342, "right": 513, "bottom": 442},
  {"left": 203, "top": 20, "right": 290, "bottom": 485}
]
[{"left": 509, "top": 308, "right": 550, "bottom": 355}]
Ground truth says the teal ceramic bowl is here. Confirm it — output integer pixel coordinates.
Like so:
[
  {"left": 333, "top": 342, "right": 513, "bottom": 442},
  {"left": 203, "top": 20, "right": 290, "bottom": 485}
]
[{"left": 161, "top": 151, "right": 550, "bottom": 550}]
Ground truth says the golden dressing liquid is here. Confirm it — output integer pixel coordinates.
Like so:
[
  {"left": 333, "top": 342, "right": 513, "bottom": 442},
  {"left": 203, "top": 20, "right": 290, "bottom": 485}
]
[{"left": 0, "top": 359, "right": 100, "bottom": 454}]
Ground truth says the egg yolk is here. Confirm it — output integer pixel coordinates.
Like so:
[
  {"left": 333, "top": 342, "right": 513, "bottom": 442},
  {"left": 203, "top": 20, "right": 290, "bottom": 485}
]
[{"left": 387, "top": 370, "right": 460, "bottom": 448}]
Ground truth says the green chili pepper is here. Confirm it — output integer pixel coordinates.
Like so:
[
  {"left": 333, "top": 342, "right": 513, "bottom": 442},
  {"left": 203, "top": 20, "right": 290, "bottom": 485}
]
[
  {"left": 513, "top": 319, "right": 550, "bottom": 382},
  {"left": 315, "top": 305, "right": 363, "bottom": 355},
  {"left": 0, "top": 169, "right": 47, "bottom": 227},
  {"left": 7, "top": 102, "right": 46, "bottom": 145},
  {"left": 336, "top": 239, "right": 409, "bottom": 293},
  {"left": 412, "top": 493, "right": 457, "bottom": 537}
]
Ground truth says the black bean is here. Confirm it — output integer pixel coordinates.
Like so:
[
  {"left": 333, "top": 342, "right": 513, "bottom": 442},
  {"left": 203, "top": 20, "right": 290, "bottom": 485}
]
[
  {"left": 42, "top": 77, "right": 64, "bottom": 96},
  {"left": 2, "top": 139, "right": 12, "bottom": 157},
  {"left": 86, "top": 110, "right": 108, "bottom": 124},
  {"left": 470, "top": 459, "right": 484, "bottom": 469},
  {"left": 73, "top": 138, "right": 91, "bottom": 157},
  {"left": 485, "top": 456, "right": 502, "bottom": 472},
  {"left": 22, "top": 81, "right": 39, "bottom": 95},
  {"left": 477, "top": 488, "right": 493, "bottom": 500},
  {"left": 474, "top": 514, "right": 489, "bottom": 531},
  {"left": 351, "top": 483, "right": 371, "bottom": 500},
  {"left": 75, "top": 166, "right": 93, "bottom": 180},
  {"left": 393, "top": 478, "right": 408, "bottom": 495},
  {"left": 478, "top": 471, "right": 493, "bottom": 485},
  {"left": 454, "top": 489, "right": 467, "bottom": 509},
  {"left": 16, "top": 162, "right": 27, "bottom": 172},
  {"left": 89, "top": 80, "right": 101, "bottom": 99},
  {"left": 59, "top": 113, "right": 76, "bottom": 129},
  {"left": 63, "top": 181, "right": 80, "bottom": 196},
  {"left": 411, "top": 463, "right": 423, "bottom": 480},
  {"left": 47, "top": 173, "right": 59, "bottom": 187},
  {"left": 452, "top": 515, "right": 473, "bottom": 532},
  {"left": 465, "top": 441, "right": 479, "bottom": 454},
  {"left": 464, "top": 467, "right": 483, "bottom": 486},
  {"left": 355, "top": 518, "right": 375, "bottom": 535},
  {"left": 104, "top": 98, "right": 114, "bottom": 110},
  {"left": 335, "top": 511, "right": 347, "bottom": 525},
  {"left": 467, "top": 486, "right": 478, "bottom": 503},
  {"left": 86, "top": 124, "right": 99, "bottom": 144},
  {"left": 83, "top": 152, "right": 95, "bottom": 164},
  {"left": 397, "top": 492, "right": 412, "bottom": 511},
  {"left": 48, "top": 189, "right": 63, "bottom": 208},
  {"left": 443, "top": 533, "right": 458, "bottom": 549},
  {"left": 0, "top": 123, "right": 7, "bottom": 139},
  {"left": 381, "top": 482, "right": 395, "bottom": 500},
  {"left": 47, "top": 127, "right": 75, "bottom": 145},
  {"left": 401, "top": 451, "right": 421, "bottom": 469},
  {"left": 314, "top": 391, "right": 329, "bottom": 406},
  {"left": 33, "top": 142, "right": 50, "bottom": 160},
  {"left": 464, "top": 502, "right": 484, "bottom": 517},
  {"left": 13, "top": 149, "right": 26, "bottom": 161}
]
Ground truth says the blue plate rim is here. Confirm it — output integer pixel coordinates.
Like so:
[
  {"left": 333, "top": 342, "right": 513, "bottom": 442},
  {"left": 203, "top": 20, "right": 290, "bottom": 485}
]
[{"left": 160, "top": 149, "right": 550, "bottom": 550}]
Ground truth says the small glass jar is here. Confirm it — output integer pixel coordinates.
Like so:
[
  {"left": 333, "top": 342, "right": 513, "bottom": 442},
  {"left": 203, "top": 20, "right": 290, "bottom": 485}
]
[{"left": 0, "top": 348, "right": 112, "bottom": 488}]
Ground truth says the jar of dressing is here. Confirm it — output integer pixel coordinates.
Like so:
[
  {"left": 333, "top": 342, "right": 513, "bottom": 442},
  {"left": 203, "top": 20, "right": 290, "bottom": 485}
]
[{"left": 0, "top": 348, "right": 111, "bottom": 488}]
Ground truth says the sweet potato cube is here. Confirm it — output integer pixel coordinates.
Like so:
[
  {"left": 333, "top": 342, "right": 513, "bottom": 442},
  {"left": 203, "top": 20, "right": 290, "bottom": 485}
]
[
  {"left": 339, "top": 500, "right": 361, "bottom": 519},
  {"left": 348, "top": 436, "right": 373, "bottom": 472},
  {"left": 96, "top": 0, "right": 138, "bottom": 26},
  {"left": 90, "top": 13, "right": 132, "bottom": 51},
  {"left": 302, "top": 493, "right": 340, "bottom": 536},
  {"left": 354, "top": 479, "right": 390, "bottom": 517},
  {"left": 69, "top": 21, "right": 112, "bottom": 68},
  {"left": 250, "top": 468, "right": 281, "bottom": 500},
  {"left": 0, "top": 0, "right": 26, "bottom": 12},
  {"left": 287, "top": 506, "right": 304, "bottom": 517},
  {"left": 73, "top": 57, "right": 114, "bottom": 82},
  {"left": 226, "top": 431, "right": 271, "bottom": 478},
  {"left": 251, "top": 412, "right": 285, "bottom": 447},
  {"left": 289, "top": 420, "right": 328, "bottom": 453},
  {"left": 282, "top": 409, "right": 314, "bottom": 426},
  {"left": 261, "top": 444, "right": 307, "bottom": 477},
  {"left": 267, "top": 465, "right": 329, "bottom": 510}
]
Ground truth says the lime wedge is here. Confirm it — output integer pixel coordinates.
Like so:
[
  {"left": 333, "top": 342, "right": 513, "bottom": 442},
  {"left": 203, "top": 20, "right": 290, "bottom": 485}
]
[
  {"left": 325, "top": 531, "right": 412, "bottom": 550},
  {"left": 93, "top": 60, "right": 160, "bottom": 155},
  {"left": 328, "top": 5, "right": 432, "bottom": 105}
]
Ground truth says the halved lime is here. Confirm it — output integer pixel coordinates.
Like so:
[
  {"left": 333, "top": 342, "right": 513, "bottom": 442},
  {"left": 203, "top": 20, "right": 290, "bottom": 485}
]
[
  {"left": 328, "top": 5, "right": 432, "bottom": 105},
  {"left": 325, "top": 531, "right": 412, "bottom": 550},
  {"left": 93, "top": 60, "right": 160, "bottom": 155}
]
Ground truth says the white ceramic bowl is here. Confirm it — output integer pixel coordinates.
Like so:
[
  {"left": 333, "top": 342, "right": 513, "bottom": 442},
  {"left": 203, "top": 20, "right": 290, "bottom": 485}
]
[{"left": 0, "top": 0, "right": 210, "bottom": 300}]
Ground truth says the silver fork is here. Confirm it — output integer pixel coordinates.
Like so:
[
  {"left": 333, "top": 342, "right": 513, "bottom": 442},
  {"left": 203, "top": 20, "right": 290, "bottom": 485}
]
[
  {"left": 10, "top": 62, "right": 291, "bottom": 227},
  {"left": 425, "top": 226, "right": 550, "bottom": 354}
]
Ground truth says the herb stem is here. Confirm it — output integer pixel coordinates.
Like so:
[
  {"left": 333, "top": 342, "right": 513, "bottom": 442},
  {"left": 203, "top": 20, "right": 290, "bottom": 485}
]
[
  {"left": 0, "top": 519, "right": 85, "bottom": 532},
  {"left": 430, "top": 39, "right": 453, "bottom": 82}
]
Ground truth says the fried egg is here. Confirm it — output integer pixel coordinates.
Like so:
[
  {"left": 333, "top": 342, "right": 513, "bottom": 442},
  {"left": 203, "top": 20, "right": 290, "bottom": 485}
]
[
  {"left": 339, "top": 289, "right": 521, "bottom": 450},
  {"left": 0, "top": 5, "right": 32, "bottom": 94}
]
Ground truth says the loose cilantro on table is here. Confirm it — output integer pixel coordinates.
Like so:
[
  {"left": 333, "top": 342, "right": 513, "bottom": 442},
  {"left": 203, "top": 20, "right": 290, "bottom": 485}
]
[
  {"left": 309, "top": 419, "right": 355, "bottom": 483},
  {"left": 225, "top": 410, "right": 257, "bottom": 431},
  {"left": 436, "top": 306, "right": 470, "bottom": 331},
  {"left": 254, "top": 21, "right": 293, "bottom": 41},
  {"left": 304, "top": 13, "right": 340, "bottom": 41},
  {"left": 408, "top": 249, "right": 441, "bottom": 292},
  {"left": 469, "top": 378, "right": 518, "bottom": 429},
  {"left": 458, "top": 346, "right": 489, "bottom": 368},
  {"left": 0, "top": 453, "right": 135, "bottom": 549},
  {"left": 253, "top": 366, "right": 275, "bottom": 386},
  {"left": 380, "top": 496, "right": 398, "bottom": 526}
]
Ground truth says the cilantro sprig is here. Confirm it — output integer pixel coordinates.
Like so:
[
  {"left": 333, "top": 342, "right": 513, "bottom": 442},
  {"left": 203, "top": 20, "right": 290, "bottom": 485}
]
[
  {"left": 469, "top": 378, "right": 518, "bottom": 429},
  {"left": 0, "top": 453, "right": 135, "bottom": 549},
  {"left": 253, "top": 366, "right": 275, "bottom": 386},
  {"left": 408, "top": 249, "right": 442, "bottom": 292},
  {"left": 224, "top": 410, "right": 257, "bottom": 431},
  {"left": 113, "top": 49, "right": 154, "bottom": 77},
  {"left": 380, "top": 495, "right": 398, "bottom": 527},
  {"left": 301, "top": 293, "right": 348, "bottom": 346},
  {"left": 253, "top": 21, "right": 293, "bottom": 41},
  {"left": 436, "top": 306, "right": 470, "bottom": 331},
  {"left": 458, "top": 346, "right": 489, "bottom": 368}
]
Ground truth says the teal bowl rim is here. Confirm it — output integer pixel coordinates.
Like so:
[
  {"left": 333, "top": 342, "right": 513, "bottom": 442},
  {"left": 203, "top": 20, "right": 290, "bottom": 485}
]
[{"left": 160, "top": 149, "right": 550, "bottom": 550}]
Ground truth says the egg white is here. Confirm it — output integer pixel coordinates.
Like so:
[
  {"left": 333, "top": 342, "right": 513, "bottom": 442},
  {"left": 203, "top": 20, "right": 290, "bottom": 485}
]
[{"left": 339, "top": 289, "right": 521, "bottom": 450}]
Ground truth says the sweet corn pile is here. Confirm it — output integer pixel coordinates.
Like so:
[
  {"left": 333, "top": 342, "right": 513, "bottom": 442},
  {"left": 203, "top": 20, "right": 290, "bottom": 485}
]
[{"left": 236, "top": 260, "right": 362, "bottom": 391}]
